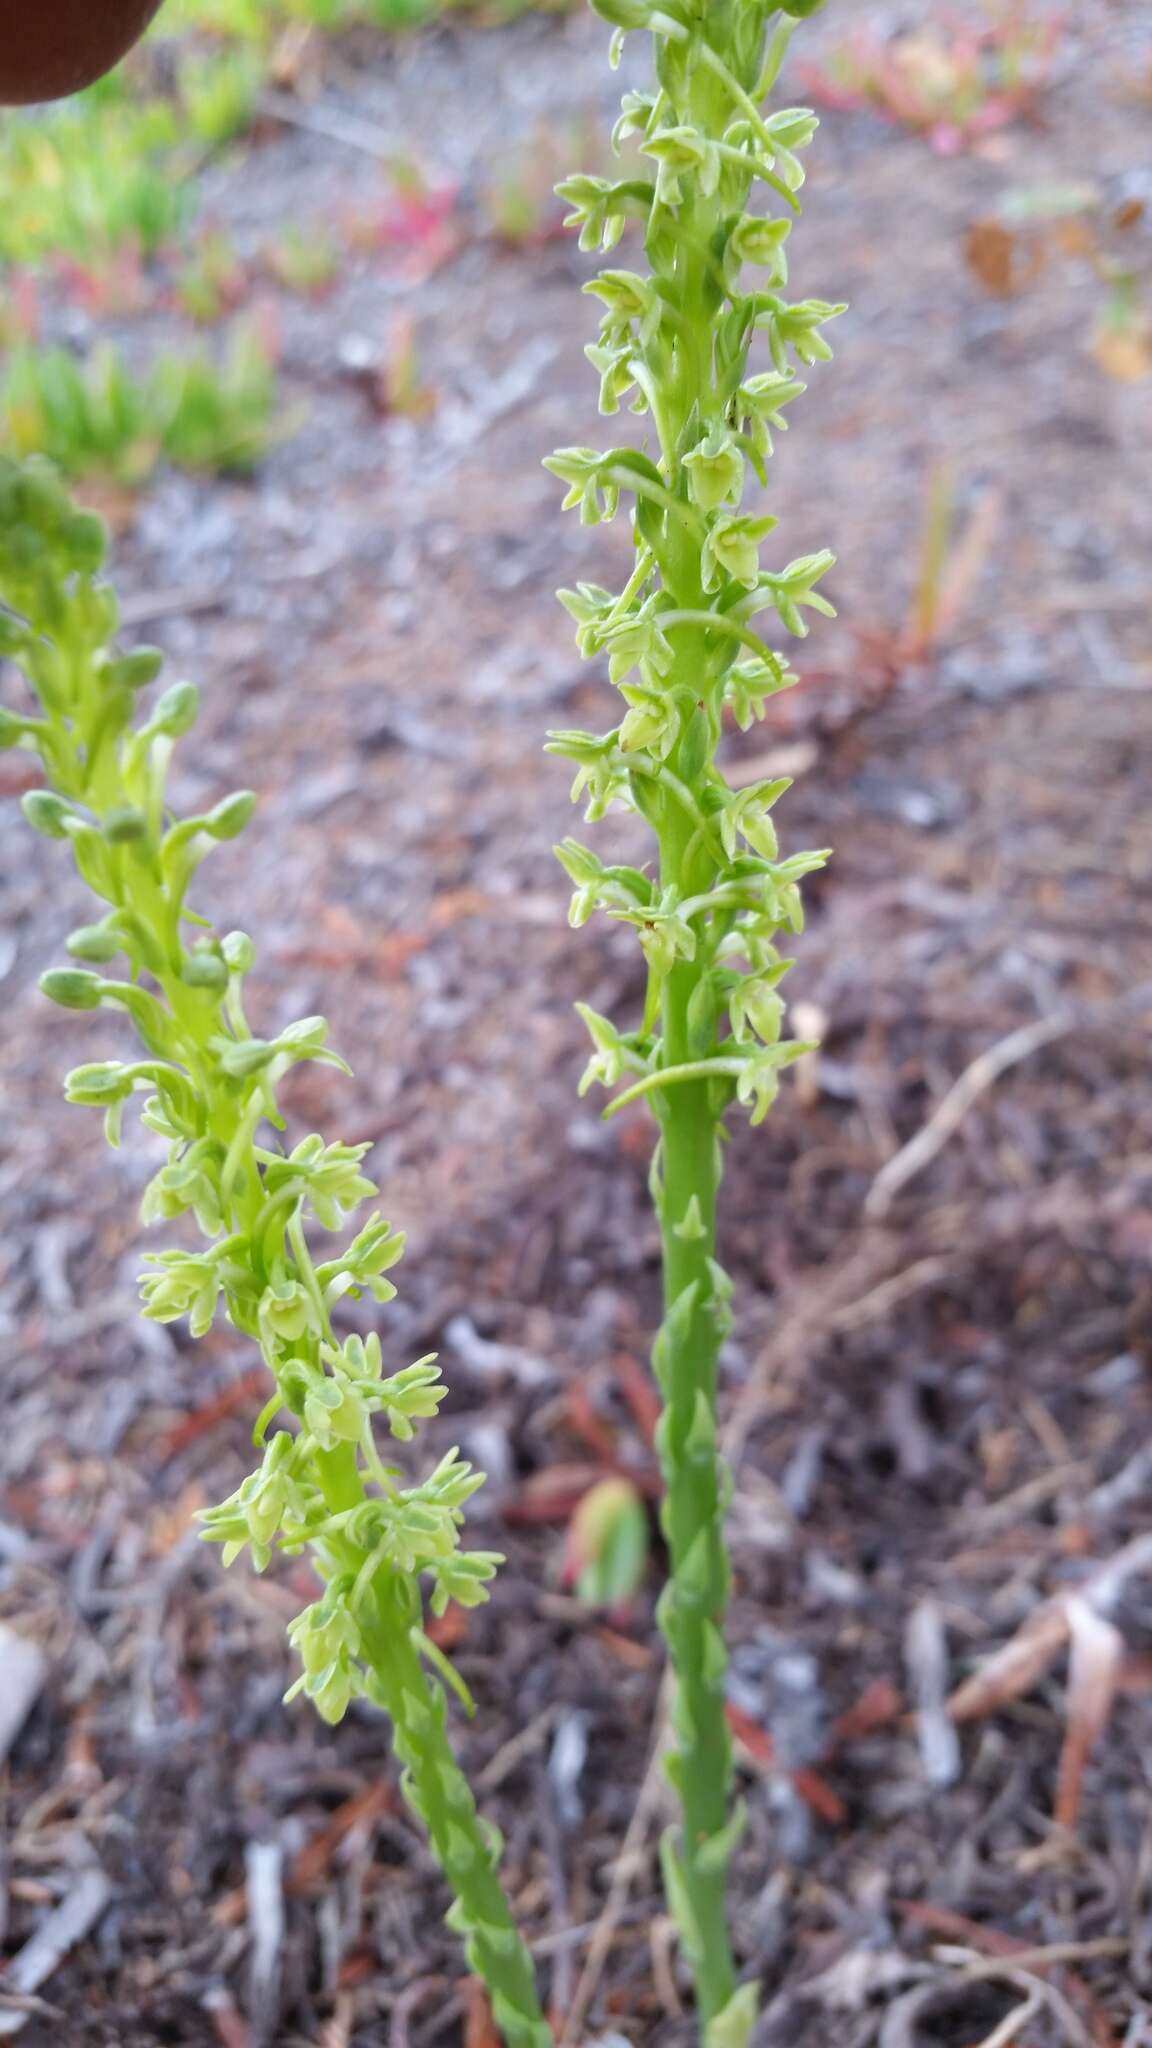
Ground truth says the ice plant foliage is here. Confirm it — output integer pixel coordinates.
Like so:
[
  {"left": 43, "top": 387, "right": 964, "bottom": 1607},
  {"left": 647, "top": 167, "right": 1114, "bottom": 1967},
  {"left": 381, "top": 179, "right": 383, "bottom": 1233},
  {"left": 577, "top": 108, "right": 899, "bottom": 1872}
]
[
  {"left": 547, "top": 0, "right": 840, "bottom": 2035},
  {"left": 0, "top": 457, "right": 549, "bottom": 2048}
]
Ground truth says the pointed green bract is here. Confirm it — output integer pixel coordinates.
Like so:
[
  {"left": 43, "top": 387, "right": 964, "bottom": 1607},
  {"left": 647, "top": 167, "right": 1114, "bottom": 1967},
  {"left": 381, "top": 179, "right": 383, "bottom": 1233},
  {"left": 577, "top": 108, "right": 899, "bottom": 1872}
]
[
  {"left": 549, "top": 0, "right": 842, "bottom": 2030},
  {"left": 0, "top": 454, "right": 546, "bottom": 2046}
]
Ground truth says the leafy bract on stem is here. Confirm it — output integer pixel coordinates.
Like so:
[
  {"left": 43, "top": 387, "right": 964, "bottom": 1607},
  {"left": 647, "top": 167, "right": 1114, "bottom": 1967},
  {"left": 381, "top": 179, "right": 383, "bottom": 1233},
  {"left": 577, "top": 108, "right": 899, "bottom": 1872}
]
[
  {"left": 547, "top": 0, "right": 842, "bottom": 2037},
  {"left": 0, "top": 456, "right": 549, "bottom": 2048}
]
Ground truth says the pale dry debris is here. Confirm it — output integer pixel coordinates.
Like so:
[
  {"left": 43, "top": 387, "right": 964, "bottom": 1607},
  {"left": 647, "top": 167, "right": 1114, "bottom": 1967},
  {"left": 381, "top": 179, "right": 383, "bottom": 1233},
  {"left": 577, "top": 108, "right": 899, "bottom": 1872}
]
[
  {"left": 0, "top": 1625, "right": 46, "bottom": 1769},
  {"left": 0, "top": 1866, "right": 112, "bottom": 2039}
]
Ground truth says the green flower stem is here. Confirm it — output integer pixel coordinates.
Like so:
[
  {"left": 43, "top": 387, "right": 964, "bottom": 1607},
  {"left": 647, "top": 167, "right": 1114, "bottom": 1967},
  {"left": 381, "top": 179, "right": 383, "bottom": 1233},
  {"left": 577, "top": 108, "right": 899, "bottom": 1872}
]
[
  {"left": 653, "top": 880, "right": 736, "bottom": 2021},
  {"left": 316, "top": 1445, "right": 551, "bottom": 2048},
  {"left": 0, "top": 458, "right": 547, "bottom": 2048},
  {"left": 549, "top": 2, "right": 841, "bottom": 2034}
]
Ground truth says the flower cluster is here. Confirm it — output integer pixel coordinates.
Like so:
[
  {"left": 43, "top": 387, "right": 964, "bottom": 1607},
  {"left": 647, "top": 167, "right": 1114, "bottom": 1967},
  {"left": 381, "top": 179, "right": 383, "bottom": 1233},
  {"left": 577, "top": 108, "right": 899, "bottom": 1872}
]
[
  {"left": 0, "top": 457, "right": 495, "bottom": 1726},
  {"left": 546, "top": 10, "right": 842, "bottom": 1138}
]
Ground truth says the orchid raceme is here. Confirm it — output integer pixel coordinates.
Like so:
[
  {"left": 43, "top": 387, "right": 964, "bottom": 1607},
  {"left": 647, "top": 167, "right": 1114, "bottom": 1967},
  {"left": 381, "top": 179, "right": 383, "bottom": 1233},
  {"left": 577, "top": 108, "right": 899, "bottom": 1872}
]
[
  {"left": 0, "top": 455, "right": 549, "bottom": 2048},
  {"left": 547, "top": 0, "right": 841, "bottom": 2037}
]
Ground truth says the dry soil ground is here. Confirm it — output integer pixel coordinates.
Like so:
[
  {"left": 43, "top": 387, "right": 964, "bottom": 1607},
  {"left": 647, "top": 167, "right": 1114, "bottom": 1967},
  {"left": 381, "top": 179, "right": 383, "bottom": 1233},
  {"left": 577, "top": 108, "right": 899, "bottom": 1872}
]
[{"left": 2, "top": 3, "right": 1152, "bottom": 2043}]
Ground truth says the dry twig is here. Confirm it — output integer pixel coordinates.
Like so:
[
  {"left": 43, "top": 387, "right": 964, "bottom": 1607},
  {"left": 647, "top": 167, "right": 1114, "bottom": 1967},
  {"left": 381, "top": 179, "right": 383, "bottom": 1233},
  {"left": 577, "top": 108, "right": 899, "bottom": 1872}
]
[{"left": 866, "top": 983, "right": 1152, "bottom": 1220}]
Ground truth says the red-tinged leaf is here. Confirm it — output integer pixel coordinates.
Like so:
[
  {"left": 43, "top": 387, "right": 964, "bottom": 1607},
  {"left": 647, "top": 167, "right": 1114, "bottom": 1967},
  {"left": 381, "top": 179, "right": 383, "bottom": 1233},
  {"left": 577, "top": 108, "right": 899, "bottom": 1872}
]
[
  {"left": 565, "top": 1475, "right": 649, "bottom": 1605},
  {"left": 289, "top": 1783, "right": 395, "bottom": 1894},
  {"left": 335, "top": 1948, "right": 378, "bottom": 1990}
]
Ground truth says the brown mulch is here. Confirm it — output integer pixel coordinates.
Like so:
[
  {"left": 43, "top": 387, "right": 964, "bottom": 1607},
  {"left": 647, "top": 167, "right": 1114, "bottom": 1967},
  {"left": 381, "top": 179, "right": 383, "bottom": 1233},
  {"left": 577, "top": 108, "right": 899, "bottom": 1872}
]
[{"left": 2, "top": 2, "right": 1152, "bottom": 2043}]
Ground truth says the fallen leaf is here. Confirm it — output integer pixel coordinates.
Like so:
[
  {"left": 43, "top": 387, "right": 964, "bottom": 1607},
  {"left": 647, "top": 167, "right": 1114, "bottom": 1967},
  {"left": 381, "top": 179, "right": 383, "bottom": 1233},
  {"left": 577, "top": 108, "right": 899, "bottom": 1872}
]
[
  {"left": 1055, "top": 1595, "right": 1125, "bottom": 1830},
  {"left": 946, "top": 1535, "right": 1152, "bottom": 1829},
  {"left": 946, "top": 1599, "right": 1070, "bottom": 1723},
  {"left": 1092, "top": 324, "right": 1152, "bottom": 383},
  {"left": 964, "top": 218, "right": 1042, "bottom": 296}
]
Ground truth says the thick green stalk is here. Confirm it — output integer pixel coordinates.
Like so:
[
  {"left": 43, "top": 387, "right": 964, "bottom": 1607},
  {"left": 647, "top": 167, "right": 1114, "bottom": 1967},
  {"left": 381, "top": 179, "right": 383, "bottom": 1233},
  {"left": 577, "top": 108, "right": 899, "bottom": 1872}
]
[
  {"left": 652, "top": 846, "right": 736, "bottom": 2020},
  {"left": 380, "top": 1641, "right": 549, "bottom": 2048},
  {"left": 646, "top": 52, "right": 742, "bottom": 2021}
]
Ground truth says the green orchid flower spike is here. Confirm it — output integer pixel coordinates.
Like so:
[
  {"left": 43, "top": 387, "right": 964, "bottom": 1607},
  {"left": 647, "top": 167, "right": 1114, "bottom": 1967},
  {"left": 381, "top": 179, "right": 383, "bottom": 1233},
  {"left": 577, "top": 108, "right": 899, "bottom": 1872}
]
[
  {"left": 547, "top": 0, "right": 841, "bottom": 2038},
  {"left": 0, "top": 456, "right": 549, "bottom": 2048}
]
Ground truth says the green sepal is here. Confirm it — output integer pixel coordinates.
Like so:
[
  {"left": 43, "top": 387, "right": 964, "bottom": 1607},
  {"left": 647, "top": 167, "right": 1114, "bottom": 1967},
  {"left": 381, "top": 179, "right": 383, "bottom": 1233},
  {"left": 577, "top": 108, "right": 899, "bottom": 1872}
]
[
  {"left": 685, "top": 1388, "right": 716, "bottom": 1462},
  {"left": 659, "top": 1826, "right": 703, "bottom": 1960},
  {"left": 445, "top": 1823, "right": 479, "bottom": 1872},
  {"left": 444, "top": 1898, "right": 473, "bottom": 1937},
  {"left": 696, "top": 1799, "right": 748, "bottom": 1879},
  {"left": 700, "top": 1618, "right": 728, "bottom": 1691}
]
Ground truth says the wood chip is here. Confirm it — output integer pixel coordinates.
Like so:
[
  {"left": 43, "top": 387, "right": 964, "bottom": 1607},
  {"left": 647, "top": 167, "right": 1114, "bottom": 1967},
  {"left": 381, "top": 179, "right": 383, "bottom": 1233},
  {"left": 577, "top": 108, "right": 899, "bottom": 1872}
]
[
  {"left": 0, "top": 1627, "right": 46, "bottom": 1768},
  {"left": 906, "top": 1599, "right": 961, "bottom": 1788},
  {"left": 0, "top": 1867, "right": 112, "bottom": 2037}
]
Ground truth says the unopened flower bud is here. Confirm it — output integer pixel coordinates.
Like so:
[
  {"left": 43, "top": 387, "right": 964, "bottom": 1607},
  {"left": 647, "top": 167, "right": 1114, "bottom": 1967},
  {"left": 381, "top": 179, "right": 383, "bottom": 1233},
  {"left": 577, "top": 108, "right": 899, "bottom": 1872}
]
[
  {"left": 40, "top": 967, "right": 105, "bottom": 1010},
  {"left": 104, "top": 804, "right": 149, "bottom": 844},
  {"left": 22, "top": 788, "right": 74, "bottom": 838},
  {"left": 67, "top": 922, "right": 122, "bottom": 963},
  {"left": 204, "top": 790, "right": 256, "bottom": 840},
  {"left": 152, "top": 681, "right": 199, "bottom": 736}
]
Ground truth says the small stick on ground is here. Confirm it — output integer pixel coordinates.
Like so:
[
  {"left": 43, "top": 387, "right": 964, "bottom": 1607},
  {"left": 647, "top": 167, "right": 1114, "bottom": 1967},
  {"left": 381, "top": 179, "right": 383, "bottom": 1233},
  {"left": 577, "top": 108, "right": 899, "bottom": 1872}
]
[
  {"left": 558, "top": 1691, "right": 670, "bottom": 2048},
  {"left": 0, "top": 1867, "right": 112, "bottom": 2039},
  {"left": 866, "top": 983, "right": 1152, "bottom": 1220}
]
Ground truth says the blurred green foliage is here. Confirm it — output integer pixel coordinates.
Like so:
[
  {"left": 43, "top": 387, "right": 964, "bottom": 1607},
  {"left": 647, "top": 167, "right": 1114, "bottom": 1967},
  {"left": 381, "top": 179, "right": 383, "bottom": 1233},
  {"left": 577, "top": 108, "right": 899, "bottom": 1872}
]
[
  {"left": 0, "top": 83, "right": 188, "bottom": 265},
  {"left": 160, "top": 0, "right": 564, "bottom": 36},
  {"left": 0, "top": 0, "right": 563, "bottom": 493},
  {"left": 0, "top": 322, "right": 284, "bottom": 483}
]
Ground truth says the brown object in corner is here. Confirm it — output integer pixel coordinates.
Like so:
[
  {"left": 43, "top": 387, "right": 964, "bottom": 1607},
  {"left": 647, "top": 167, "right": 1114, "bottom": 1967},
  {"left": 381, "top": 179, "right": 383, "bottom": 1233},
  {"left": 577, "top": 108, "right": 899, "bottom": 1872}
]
[{"left": 0, "top": 0, "right": 163, "bottom": 105}]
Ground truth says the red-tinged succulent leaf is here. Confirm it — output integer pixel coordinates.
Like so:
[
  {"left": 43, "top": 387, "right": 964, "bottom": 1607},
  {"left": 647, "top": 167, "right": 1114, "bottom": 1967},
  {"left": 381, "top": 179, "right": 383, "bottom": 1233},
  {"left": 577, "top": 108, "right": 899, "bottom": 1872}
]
[{"left": 566, "top": 1475, "right": 649, "bottom": 1605}]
